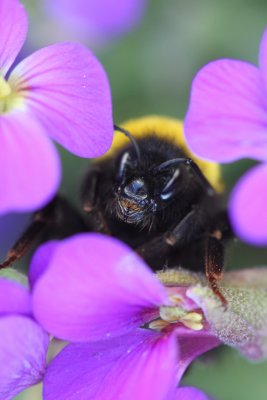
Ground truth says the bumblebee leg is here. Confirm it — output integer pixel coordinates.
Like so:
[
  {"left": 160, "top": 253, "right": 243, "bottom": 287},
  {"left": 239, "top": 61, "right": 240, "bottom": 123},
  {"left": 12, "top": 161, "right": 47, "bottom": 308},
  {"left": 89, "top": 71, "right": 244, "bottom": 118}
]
[
  {"left": 81, "top": 167, "right": 110, "bottom": 234},
  {"left": 0, "top": 217, "right": 47, "bottom": 269},
  {"left": 136, "top": 206, "right": 226, "bottom": 266},
  {"left": 0, "top": 196, "right": 86, "bottom": 269},
  {"left": 0, "top": 201, "right": 56, "bottom": 269},
  {"left": 205, "top": 236, "right": 227, "bottom": 305},
  {"left": 164, "top": 209, "right": 201, "bottom": 247},
  {"left": 136, "top": 208, "right": 203, "bottom": 265},
  {"left": 136, "top": 235, "right": 172, "bottom": 266},
  {"left": 164, "top": 203, "right": 232, "bottom": 248}
]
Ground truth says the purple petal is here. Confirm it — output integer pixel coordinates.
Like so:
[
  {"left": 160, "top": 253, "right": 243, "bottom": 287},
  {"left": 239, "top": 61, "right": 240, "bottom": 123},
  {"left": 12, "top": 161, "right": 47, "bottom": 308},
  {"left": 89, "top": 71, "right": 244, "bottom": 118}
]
[
  {"left": 0, "top": 315, "right": 48, "bottom": 400},
  {"left": 32, "top": 234, "right": 168, "bottom": 342},
  {"left": 0, "top": 111, "right": 60, "bottom": 214},
  {"left": 229, "top": 163, "right": 267, "bottom": 245},
  {"left": 175, "top": 328, "right": 220, "bottom": 382},
  {"left": 29, "top": 240, "right": 59, "bottom": 288},
  {"left": 0, "top": 0, "right": 27, "bottom": 76},
  {"left": 176, "top": 387, "right": 212, "bottom": 400},
  {"left": 43, "top": 329, "right": 178, "bottom": 400},
  {"left": 11, "top": 43, "right": 113, "bottom": 157},
  {"left": 45, "top": 0, "right": 147, "bottom": 40},
  {"left": 184, "top": 60, "right": 267, "bottom": 162},
  {"left": 0, "top": 278, "right": 31, "bottom": 316},
  {"left": 259, "top": 28, "right": 267, "bottom": 87}
]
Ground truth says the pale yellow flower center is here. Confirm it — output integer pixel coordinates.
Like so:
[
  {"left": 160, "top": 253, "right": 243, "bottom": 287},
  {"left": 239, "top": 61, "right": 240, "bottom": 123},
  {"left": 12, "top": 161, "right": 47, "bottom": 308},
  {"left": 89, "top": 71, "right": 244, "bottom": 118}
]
[
  {"left": 148, "top": 294, "right": 204, "bottom": 332},
  {"left": 0, "top": 74, "right": 25, "bottom": 113},
  {"left": 0, "top": 75, "right": 11, "bottom": 99}
]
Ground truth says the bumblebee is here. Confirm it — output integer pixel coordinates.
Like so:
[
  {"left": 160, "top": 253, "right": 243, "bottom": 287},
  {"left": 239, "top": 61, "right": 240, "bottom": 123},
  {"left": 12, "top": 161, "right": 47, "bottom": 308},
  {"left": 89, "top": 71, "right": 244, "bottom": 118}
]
[{"left": 1, "top": 116, "right": 232, "bottom": 302}]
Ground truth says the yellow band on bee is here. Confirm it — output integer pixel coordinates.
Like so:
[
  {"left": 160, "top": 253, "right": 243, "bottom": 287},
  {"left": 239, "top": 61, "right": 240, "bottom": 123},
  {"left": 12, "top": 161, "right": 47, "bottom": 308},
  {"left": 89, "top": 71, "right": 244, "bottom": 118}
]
[{"left": 100, "top": 115, "right": 224, "bottom": 193}]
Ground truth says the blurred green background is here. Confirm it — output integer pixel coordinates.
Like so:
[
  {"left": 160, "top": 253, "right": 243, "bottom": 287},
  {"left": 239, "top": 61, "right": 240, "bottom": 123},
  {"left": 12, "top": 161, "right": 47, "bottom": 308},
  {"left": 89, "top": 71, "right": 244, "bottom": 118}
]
[{"left": 13, "top": 0, "right": 267, "bottom": 399}]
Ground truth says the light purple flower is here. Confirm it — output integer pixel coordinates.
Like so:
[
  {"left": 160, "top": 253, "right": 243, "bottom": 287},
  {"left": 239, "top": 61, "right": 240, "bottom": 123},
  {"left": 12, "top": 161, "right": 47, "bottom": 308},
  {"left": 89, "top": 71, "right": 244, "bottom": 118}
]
[
  {"left": 0, "top": 276, "right": 48, "bottom": 400},
  {"left": 44, "top": 0, "right": 148, "bottom": 42},
  {"left": 30, "top": 234, "right": 220, "bottom": 400},
  {"left": 0, "top": 0, "right": 113, "bottom": 215},
  {"left": 184, "top": 28, "right": 267, "bottom": 245}
]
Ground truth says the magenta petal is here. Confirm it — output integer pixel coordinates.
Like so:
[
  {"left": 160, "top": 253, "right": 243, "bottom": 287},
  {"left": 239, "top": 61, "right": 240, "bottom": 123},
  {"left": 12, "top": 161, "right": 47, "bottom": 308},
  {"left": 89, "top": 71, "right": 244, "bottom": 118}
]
[
  {"left": 43, "top": 330, "right": 178, "bottom": 400},
  {"left": 11, "top": 43, "right": 113, "bottom": 157},
  {"left": 184, "top": 59, "right": 267, "bottom": 162},
  {"left": 29, "top": 240, "right": 59, "bottom": 288},
  {"left": 259, "top": 28, "right": 267, "bottom": 87},
  {"left": 175, "top": 328, "right": 221, "bottom": 383},
  {"left": 0, "top": 315, "right": 48, "bottom": 400},
  {"left": 176, "top": 387, "right": 212, "bottom": 400},
  {"left": 0, "top": 278, "right": 31, "bottom": 316},
  {"left": 0, "top": 0, "right": 27, "bottom": 75},
  {"left": 0, "top": 111, "right": 60, "bottom": 214},
  {"left": 229, "top": 163, "right": 267, "bottom": 245},
  {"left": 33, "top": 234, "right": 168, "bottom": 342}
]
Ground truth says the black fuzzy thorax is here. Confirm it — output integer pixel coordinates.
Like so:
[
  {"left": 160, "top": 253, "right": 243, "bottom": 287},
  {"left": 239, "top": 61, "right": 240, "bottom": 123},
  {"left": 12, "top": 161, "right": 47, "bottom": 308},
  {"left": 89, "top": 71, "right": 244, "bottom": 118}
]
[{"left": 88, "top": 135, "right": 220, "bottom": 254}]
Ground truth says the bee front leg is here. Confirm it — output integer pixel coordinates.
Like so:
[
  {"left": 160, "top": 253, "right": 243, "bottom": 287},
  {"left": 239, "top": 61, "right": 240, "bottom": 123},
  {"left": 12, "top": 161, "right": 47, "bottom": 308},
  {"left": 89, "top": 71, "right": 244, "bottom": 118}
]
[
  {"left": 0, "top": 213, "right": 49, "bottom": 269},
  {"left": 136, "top": 208, "right": 202, "bottom": 266},
  {"left": 0, "top": 196, "right": 86, "bottom": 269}
]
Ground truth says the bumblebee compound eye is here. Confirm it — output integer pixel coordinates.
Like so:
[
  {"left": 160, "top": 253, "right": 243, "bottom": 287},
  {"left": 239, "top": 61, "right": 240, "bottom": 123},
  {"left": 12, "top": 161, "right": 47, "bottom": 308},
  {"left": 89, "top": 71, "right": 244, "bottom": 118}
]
[
  {"left": 160, "top": 169, "right": 180, "bottom": 201},
  {"left": 124, "top": 178, "right": 148, "bottom": 200}
]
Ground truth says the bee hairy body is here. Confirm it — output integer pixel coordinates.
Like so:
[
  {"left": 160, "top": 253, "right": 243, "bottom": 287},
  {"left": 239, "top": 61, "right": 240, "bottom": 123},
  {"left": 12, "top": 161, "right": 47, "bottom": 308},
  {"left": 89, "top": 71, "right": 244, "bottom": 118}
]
[
  {"left": 0, "top": 116, "right": 232, "bottom": 301},
  {"left": 81, "top": 116, "right": 230, "bottom": 273}
]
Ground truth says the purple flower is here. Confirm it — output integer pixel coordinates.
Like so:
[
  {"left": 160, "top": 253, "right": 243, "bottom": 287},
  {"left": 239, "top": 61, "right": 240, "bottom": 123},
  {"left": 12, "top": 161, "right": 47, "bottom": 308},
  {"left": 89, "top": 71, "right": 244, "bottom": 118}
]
[
  {"left": 0, "top": 275, "right": 48, "bottom": 400},
  {"left": 30, "top": 234, "right": 220, "bottom": 399},
  {"left": 184, "top": 28, "right": 267, "bottom": 245},
  {"left": 0, "top": 0, "right": 113, "bottom": 215},
  {"left": 44, "top": 0, "right": 148, "bottom": 42}
]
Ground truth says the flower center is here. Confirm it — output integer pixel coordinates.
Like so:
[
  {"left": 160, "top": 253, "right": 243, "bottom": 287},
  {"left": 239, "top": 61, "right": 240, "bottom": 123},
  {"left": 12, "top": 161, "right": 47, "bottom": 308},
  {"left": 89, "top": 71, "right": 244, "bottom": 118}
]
[
  {"left": 148, "top": 294, "right": 204, "bottom": 332},
  {"left": 0, "top": 75, "right": 25, "bottom": 113},
  {"left": 0, "top": 75, "right": 11, "bottom": 100}
]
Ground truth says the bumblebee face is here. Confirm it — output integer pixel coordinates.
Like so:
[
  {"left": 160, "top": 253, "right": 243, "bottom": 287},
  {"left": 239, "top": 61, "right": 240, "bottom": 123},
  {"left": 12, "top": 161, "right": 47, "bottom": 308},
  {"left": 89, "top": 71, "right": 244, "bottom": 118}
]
[
  {"left": 114, "top": 148, "right": 181, "bottom": 225},
  {"left": 117, "top": 176, "right": 156, "bottom": 224}
]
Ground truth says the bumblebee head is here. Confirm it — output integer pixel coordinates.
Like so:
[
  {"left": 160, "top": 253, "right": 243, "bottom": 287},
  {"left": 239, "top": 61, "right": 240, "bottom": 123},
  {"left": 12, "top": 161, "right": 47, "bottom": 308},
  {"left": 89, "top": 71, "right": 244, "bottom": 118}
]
[{"left": 113, "top": 125, "right": 186, "bottom": 226}]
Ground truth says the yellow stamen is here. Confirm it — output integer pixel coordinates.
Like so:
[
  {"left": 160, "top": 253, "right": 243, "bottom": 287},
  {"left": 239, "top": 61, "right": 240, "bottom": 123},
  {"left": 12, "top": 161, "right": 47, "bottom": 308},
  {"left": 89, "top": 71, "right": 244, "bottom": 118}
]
[
  {"left": 160, "top": 306, "right": 187, "bottom": 323},
  {"left": 159, "top": 305, "right": 204, "bottom": 331},
  {"left": 148, "top": 319, "right": 170, "bottom": 331},
  {"left": 180, "top": 312, "right": 204, "bottom": 331},
  {"left": 181, "top": 320, "right": 203, "bottom": 331},
  {"left": 182, "top": 311, "right": 203, "bottom": 322}
]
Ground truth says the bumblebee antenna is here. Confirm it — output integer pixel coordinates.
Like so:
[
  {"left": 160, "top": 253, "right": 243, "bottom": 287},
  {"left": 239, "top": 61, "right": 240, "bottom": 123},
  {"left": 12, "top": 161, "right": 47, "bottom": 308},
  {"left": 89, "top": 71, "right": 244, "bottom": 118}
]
[
  {"left": 157, "top": 158, "right": 215, "bottom": 196},
  {"left": 114, "top": 124, "right": 141, "bottom": 162}
]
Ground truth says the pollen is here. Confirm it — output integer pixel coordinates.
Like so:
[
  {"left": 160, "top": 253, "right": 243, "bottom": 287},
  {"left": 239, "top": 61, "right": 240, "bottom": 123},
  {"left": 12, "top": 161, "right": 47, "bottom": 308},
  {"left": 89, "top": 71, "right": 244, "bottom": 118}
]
[{"left": 169, "top": 294, "right": 183, "bottom": 305}]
